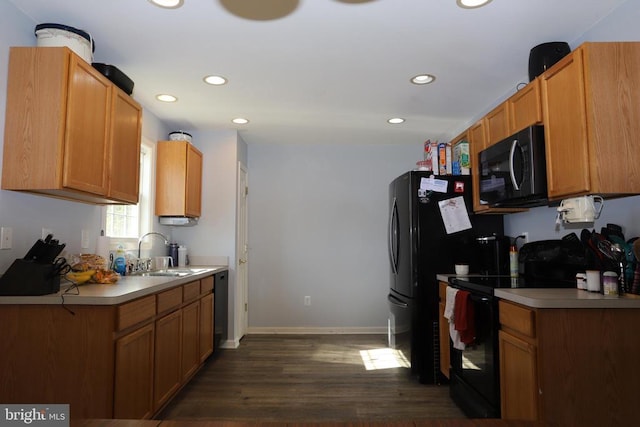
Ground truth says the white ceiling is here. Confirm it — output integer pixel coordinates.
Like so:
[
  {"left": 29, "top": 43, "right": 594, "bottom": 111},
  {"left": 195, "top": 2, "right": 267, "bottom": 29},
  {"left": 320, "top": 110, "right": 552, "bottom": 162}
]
[{"left": 8, "top": 0, "right": 629, "bottom": 146}]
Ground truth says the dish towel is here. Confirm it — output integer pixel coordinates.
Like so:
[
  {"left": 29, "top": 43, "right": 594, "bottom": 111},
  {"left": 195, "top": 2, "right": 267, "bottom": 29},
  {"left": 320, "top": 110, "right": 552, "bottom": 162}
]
[
  {"left": 454, "top": 289, "right": 476, "bottom": 345},
  {"left": 444, "top": 286, "right": 465, "bottom": 350}
]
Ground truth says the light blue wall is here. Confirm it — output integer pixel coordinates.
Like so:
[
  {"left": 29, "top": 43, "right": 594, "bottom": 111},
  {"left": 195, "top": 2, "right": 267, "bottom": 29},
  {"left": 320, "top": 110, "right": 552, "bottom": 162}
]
[{"left": 247, "top": 141, "right": 420, "bottom": 330}]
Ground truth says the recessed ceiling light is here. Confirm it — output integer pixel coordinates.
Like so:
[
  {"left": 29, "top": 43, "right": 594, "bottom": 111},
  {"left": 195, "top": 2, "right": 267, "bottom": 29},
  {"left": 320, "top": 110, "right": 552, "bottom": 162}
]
[
  {"left": 388, "top": 118, "right": 405, "bottom": 124},
  {"left": 148, "top": 0, "right": 184, "bottom": 9},
  {"left": 204, "top": 75, "right": 228, "bottom": 85},
  {"left": 411, "top": 74, "right": 435, "bottom": 85},
  {"left": 156, "top": 94, "right": 178, "bottom": 102},
  {"left": 456, "top": 0, "right": 492, "bottom": 9},
  {"left": 232, "top": 118, "right": 249, "bottom": 124}
]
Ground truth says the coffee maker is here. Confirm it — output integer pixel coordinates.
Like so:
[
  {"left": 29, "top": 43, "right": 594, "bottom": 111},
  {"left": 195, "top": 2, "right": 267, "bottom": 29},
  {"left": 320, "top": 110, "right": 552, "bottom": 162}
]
[{"left": 474, "top": 234, "right": 511, "bottom": 276}]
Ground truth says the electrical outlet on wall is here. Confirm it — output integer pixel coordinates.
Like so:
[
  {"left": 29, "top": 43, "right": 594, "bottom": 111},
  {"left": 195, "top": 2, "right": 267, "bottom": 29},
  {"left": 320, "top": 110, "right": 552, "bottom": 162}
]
[
  {"left": 304, "top": 296, "right": 311, "bottom": 306},
  {"left": 519, "top": 232, "right": 529, "bottom": 244}
]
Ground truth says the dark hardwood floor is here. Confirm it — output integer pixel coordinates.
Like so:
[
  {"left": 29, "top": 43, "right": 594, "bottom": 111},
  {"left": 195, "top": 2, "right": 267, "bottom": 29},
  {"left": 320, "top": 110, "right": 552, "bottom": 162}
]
[{"left": 158, "top": 334, "right": 465, "bottom": 423}]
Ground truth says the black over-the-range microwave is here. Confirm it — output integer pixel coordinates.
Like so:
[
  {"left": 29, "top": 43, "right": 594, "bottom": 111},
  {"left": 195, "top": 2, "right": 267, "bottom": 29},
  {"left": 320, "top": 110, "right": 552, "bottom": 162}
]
[{"left": 479, "top": 125, "right": 548, "bottom": 207}]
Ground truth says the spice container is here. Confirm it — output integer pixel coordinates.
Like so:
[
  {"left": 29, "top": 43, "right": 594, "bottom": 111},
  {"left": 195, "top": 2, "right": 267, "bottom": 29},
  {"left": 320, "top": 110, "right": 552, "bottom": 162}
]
[{"left": 602, "top": 271, "right": 618, "bottom": 296}]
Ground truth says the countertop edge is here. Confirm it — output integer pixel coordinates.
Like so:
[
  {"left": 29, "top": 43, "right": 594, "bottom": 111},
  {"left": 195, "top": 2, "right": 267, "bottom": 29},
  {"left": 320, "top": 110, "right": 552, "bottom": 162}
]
[
  {"left": 0, "top": 265, "right": 228, "bottom": 306},
  {"left": 494, "top": 288, "right": 640, "bottom": 309}
]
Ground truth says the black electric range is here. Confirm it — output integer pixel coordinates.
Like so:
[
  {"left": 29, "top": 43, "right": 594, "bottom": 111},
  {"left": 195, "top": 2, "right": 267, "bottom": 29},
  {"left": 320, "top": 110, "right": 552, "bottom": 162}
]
[{"left": 449, "top": 274, "right": 575, "bottom": 296}]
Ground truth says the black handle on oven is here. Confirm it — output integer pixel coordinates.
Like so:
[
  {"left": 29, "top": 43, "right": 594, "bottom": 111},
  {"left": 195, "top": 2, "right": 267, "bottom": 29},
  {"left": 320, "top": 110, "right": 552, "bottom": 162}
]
[{"left": 469, "top": 294, "right": 491, "bottom": 303}]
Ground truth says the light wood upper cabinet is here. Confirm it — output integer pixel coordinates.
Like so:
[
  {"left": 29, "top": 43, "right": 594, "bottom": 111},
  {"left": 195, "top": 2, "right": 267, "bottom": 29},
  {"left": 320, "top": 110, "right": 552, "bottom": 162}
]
[
  {"left": 540, "top": 42, "right": 640, "bottom": 199},
  {"left": 468, "top": 121, "right": 489, "bottom": 213},
  {"left": 487, "top": 79, "right": 542, "bottom": 147},
  {"left": 108, "top": 90, "right": 143, "bottom": 203},
  {"left": 485, "top": 103, "right": 510, "bottom": 146},
  {"left": 508, "top": 78, "right": 542, "bottom": 133},
  {"left": 155, "top": 140, "right": 203, "bottom": 218},
  {"left": 1, "top": 47, "right": 142, "bottom": 204}
]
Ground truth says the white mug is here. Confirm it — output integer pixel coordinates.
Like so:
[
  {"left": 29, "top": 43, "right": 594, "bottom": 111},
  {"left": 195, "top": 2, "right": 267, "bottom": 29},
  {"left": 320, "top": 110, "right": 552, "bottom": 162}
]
[
  {"left": 557, "top": 195, "right": 604, "bottom": 223},
  {"left": 154, "top": 256, "right": 173, "bottom": 270},
  {"left": 586, "top": 270, "right": 601, "bottom": 292}
]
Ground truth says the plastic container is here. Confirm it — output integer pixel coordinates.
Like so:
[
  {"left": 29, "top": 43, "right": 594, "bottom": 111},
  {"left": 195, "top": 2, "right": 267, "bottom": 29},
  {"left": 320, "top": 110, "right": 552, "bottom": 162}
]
[
  {"left": 92, "top": 63, "right": 134, "bottom": 95},
  {"left": 602, "top": 271, "right": 618, "bottom": 296},
  {"left": 416, "top": 160, "right": 430, "bottom": 171},
  {"left": 113, "top": 245, "right": 127, "bottom": 275},
  {"left": 35, "top": 23, "right": 95, "bottom": 63},
  {"left": 509, "top": 244, "right": 518, "bottom": 278},
  {"left": 169, "top": 131, "right": 192, "bottom": 143},
  {"left": 178, "top": 246, "right": 188, "bottom": 267},
  {"left": 169, "top": 243, "right": 179, "bottom": 267}
]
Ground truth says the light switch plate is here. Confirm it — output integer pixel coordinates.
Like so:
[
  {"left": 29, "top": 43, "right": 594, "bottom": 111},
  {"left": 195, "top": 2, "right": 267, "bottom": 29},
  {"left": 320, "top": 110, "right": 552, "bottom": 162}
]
[
  {"left": 1, "top": 227, "right": 13, "bottom": 249},
  {"left": 81, "top": 229, "right": 90, "bottom": 249}
]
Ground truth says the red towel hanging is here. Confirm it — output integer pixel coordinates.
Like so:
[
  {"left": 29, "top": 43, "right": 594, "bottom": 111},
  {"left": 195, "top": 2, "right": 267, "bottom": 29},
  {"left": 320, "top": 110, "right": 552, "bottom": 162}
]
[{"left": 453, "top": 290, "right": 475, "bottom": 344}]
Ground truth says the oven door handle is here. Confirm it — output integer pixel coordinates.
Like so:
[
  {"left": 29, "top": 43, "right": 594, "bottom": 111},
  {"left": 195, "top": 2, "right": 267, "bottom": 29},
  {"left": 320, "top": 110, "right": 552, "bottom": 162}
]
[{"left": 469, "top": 294, "right": 491, "bottom": 303}]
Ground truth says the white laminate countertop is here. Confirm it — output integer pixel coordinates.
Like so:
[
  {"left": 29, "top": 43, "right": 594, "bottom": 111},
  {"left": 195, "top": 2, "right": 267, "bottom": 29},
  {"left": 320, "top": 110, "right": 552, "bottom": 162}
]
[
  {"left": 437, "top": 273, "right": 640, "bottom": 309},
  {"left": 494, "top": 288, "right": 640, "bottom": 309},
  {"left": 0, "top": 265, "right": 228, "bottom": 306}
]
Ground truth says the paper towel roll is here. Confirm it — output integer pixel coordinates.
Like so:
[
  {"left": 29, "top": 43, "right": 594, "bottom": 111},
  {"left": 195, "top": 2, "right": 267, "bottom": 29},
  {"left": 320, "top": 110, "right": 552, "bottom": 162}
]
[{"left": 96, "top": 236, "right": 110, "bottom": 262}]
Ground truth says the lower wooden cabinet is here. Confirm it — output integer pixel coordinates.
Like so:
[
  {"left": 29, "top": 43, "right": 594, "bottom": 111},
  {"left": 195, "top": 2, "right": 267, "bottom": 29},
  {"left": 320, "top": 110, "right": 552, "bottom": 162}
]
[
  {"left": 114, "top": 322, "right": 155, "bottom": 419},
  {"left": 498, "top": 299, "right": 640, "bottom": 425},
  {"left": 154, "top": 309, "right": 183, "bottom": 411},
  {"left": 199, "top": 292, "right": 214, "bottom": 362},
  {"left": 498, "top": 330, "right": 538, "bottom": 420},
  {"left": 181, "top": 300, "right": 201, "bottom": 380},
  {"left": 0, "top": 274, "right": 218, "bottom": 419}
]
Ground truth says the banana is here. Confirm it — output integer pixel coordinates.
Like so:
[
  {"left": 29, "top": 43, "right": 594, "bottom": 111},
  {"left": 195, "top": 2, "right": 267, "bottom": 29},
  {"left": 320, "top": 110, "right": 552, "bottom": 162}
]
[{"left": 66, "top": 270, "right": 96, "bottom": 285}]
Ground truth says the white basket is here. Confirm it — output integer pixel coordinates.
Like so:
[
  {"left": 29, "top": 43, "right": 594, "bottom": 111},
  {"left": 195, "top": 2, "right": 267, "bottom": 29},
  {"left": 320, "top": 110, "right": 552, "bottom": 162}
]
[
  {"left": 169, "top": 131, "right": 192, "bottom": 143},
  {"left": 35, "top": 25, "right": 94, "bottom": 63}
]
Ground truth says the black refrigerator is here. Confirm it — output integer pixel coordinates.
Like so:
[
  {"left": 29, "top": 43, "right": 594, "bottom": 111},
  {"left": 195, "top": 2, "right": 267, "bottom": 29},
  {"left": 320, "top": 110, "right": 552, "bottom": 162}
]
[{"left": 387, "top": 171, "right": 503, "bottom": 384}]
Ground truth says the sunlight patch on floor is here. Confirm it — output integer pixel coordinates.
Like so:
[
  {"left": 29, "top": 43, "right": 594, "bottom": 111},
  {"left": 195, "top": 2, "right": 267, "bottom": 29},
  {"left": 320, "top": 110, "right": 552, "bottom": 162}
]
[
  {"left": 462, "top": 355, "right": 482, "bottom": 370},
  {"left": 359, "top": 347, "right": 410, "bottom": 370}
]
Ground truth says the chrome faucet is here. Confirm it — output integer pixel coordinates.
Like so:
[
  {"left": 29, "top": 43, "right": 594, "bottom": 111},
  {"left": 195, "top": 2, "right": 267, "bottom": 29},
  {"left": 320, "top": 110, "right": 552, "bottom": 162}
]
[{"left": 138, "top": 232, "right": 169, "bottom": 258}]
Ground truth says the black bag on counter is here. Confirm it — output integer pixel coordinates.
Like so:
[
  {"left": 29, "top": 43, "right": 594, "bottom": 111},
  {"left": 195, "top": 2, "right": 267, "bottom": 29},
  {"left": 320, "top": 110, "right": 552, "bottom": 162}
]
[
  {"left": 518, "top": 239, "right": 587, "bottom": 287},
  {"left": 0, "top": 259, "right": 60, "bottom": 296}
]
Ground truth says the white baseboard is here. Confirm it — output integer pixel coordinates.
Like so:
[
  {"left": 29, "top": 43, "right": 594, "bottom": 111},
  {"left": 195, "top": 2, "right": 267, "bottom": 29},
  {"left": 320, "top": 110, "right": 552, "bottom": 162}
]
[
  {"left": 247, "top": 326, "right": 387, "bottom": 335},
  {"left": 219, "top": 339, "right": 240, "bottom": 349}
]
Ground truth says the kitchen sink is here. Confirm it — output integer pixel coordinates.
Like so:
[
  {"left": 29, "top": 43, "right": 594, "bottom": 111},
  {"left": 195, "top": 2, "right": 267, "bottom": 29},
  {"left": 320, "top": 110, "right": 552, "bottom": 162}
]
[{"left": 133, "top": 268, "right": 209, "bottom": 277}]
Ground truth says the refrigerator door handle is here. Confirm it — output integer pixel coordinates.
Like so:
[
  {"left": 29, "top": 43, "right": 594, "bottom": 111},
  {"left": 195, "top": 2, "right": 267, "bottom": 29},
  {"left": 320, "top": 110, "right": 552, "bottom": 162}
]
[
  {"left": 387, "top": 293, "right": 408, "bottom": 308},
  {"left": 388, "top": 197, "right": 399, "bottom": 274}
]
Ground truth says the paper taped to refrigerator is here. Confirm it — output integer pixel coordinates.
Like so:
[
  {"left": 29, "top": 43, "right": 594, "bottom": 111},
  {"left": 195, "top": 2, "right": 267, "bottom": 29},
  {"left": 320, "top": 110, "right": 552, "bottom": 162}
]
[
  {"left": 438, "top": 196, "right": 472, "bottom": 234},
  {"left": 420, "top": 176, "right": 448, "bottom": 193}
]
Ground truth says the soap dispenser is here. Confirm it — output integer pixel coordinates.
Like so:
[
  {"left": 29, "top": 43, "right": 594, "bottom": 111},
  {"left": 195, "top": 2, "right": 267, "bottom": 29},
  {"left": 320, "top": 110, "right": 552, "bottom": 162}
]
[{"left": 114, "top": 245, "right": 127, "bottom": 275}]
